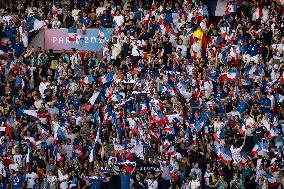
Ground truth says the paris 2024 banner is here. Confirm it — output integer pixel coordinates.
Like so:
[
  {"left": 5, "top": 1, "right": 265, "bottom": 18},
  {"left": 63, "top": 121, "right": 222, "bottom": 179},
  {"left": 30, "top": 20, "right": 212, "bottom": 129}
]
[{"left": 44, "top": 28, "right": 113, "bottom": 51}]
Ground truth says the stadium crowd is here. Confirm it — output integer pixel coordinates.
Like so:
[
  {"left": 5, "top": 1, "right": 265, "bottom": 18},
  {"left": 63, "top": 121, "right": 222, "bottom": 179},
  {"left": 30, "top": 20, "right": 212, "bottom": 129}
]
[{"left": 0, "top": 0, "right": 283, "bottom": 188}]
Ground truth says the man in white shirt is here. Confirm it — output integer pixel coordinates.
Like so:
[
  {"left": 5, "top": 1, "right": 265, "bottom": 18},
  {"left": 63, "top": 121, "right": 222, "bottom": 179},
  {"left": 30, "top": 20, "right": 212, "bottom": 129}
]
[
  {"left": 58, "top": 169, "right": 68, "bottom": 189},
  {"left": 244, "top": 112, "right": 255, "bottom": 148},
  {"left": 13, "top": 147, "right": 23, "bottom": 170},
  {"left": 228, "top": 106, "right": 241, "bottom": 118},
  {"left": 145, "top": 172, "right": 158, "bottom": 189},
  {"left": 190, "top": 163, "right": 202, "bottom": 181},
  {"left": 176, "top": 39, "right": 187, "bottom": 57},
  {"left": 191, "top": 37, "right": 201, "bottom": 59},
  {"left": 113, "top": 11, "right": 124, "bottom": 27},
  {"left": 230, "top": 134, "right": 246, "bottom": 164},
  {"left": 25, "top": 169, "right": 38, "bottom": 189},
  {"left": 51, "top": 16, "right": 61, "bottom": 28},
  {"left": 9, "top": 159, "right": 20, "bottom": 172},
  {"left": 96, "top": 1, "right": 106, "bottom": 15},
  {"left": 39, "top": 77, "right": 50, "bottom": 98},
  {"left": 71, "top": 5, "right": 80, "bottom": 21},
  {"left": 189, "top": 174, "right": 201, "bottom": 189},
  {"left": 111, "top": 37, "right": 122, "bottom": 67}
]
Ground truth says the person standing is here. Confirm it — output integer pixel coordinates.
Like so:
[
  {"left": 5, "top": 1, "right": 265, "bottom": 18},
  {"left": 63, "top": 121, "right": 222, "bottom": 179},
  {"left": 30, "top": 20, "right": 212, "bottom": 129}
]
[{"left": 114, "top": 165, "right": 136, "bottom": 189}]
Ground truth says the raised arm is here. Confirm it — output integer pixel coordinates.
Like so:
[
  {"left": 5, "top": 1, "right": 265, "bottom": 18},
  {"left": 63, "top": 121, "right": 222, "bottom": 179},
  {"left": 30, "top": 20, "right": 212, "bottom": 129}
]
[{"left": 130, "top": 163, "right": 137, "bottom": 174}]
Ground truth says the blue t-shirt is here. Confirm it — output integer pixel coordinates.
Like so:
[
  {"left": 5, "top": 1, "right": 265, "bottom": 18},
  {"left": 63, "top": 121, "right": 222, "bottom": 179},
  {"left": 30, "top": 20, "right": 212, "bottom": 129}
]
[
  {"left": 119, "top": 174, "right": 131, "bottom": 189},
  {"left": 237, "top": 102, "right": 247, "bottom": 113},
  {"left": 79, "top": 17, "right": 92, "bottom": 26},
  {"left": 258, "top": 98, "right": 271, "bottom": 113},
  {"left": 11, "top": 175, "right": 25, "bottom": 189},
  {"left": 12, "top": 43, "right": 24, "bottom": 58},
  {"left": 72, "top": 99, "right": 81, "bottom": 110},
  {"left": 0, "top": 182, "right": 6, "bottom": 189},
  {"left": 33, "top": 183, "right": 41, "bottom": 189},
  {"left": 248, "top": 44, "right": 259, "bottom": 56},
  {"left": 90, "top": 179, "right": 103, "bottom": 189},
  {"left": 5, "top": 26, "right": 17, "bottom": 39}
]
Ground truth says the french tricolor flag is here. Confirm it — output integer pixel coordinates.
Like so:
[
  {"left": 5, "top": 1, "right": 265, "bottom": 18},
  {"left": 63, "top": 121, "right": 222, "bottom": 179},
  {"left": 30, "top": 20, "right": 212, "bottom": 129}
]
[
  {"left": 144, "top": 13, "right": 150, "bottom": 24},
  {"left": 151, "top": 0, "right": 156, "bottom": 11},
  {"left": 218, "top": 147, "right": 232, "bottom": 165},
  {"left": 0, "top": 50, "right": 10, "bottom": 60},
  {"left": 263, "top": 172, "right": 279, "bottom": 187},
  {"left": 132, "top": 68, "right": 141, "bottom": 75},
  {"left": 227, "top": 71, "right": 238, "bottom": 82},
  {"left": 68, "top": 28, "right": 78, "bottom": 42},
  {"left": 158, "top": 82, "right": 167, "bottom": 93},
  {"left": 239, "top": 79, "right": 251, "bottom": 86},
  {"left": 251, "top": 144, "right": 259, "bottom": 156},
  {"left": 139, "top": 103, "right": 147, "bottom": 115},
  {"left": 51, "top": 5, "right": 57, "bottom": 16},
  {"left": 23, "top": 110, "right": 49, "bottom": 119},
  {"left": 98, "top": 72, "right": 115, "bottom": 84},
  {"left": 83, "top": 75, "right": 94, "bottom": 84},
  {"left": 82, "top": 24, "right": 86, "bottom": 35},
  {"left": 163, "top": 125, "right": 172, "bottom": 133},
  {"left": 239, "top": 151, "right": 248, "bottom": 168},
  {"left": 38, "top": 125, "right": 49, "bottom": 136},
  {"left": 163, "top": 140, "right": 170, "bottom": 149},
  {"left": 73, "top": 145, "right": 83, "bottom": 157},
  {"left": 89, "top": 92, "right": 100, "bottom": 105},
  {"left": 226, "top": 3, "right": 236, "bottom": 13},
  {"left": 275, "top": 94, "right": 284, "bottom": 103}
]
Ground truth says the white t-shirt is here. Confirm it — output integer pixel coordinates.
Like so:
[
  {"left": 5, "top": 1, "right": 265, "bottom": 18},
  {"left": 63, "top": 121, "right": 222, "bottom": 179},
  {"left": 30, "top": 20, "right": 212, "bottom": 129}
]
[
  {"left": 230, "top": 146, "right": 242, "bottom": 163},
  {"left": 26, "top": 172, "right": 38, "bottom": 188},
  {"left": 186, "top": 65, "right": 194, "bottom": 76},
  {"left": 71, "top": 9, "right": 80, "bottom": 21},
  {"left": 24, "top": 136, "right": 35, "bottom": 144},
  {"left": 245, "top": 116, "right": 255, "bottom": 136},
  {"left": 113, "top": 15, "right": 124, "bottom": 27},
  {"left": 146, "top": 179, "right": 158, "bottom": 189},
  {"left": 176, "top": 44, "right": 187, "bottom": 57},
  {"left": 9, "top": 163, "right": 19, "bottom": 172},
  {"left": 59, "top": 174, "right": 68, "bottom": 189},
  {"left": 190, "top": 179, "right": 201, "bottom": 189},
  {"left": 13, "top": 155, "right": 23, "bottom": 166},
  {"left": 272, "top": 44, "right": 284, "bottom": 59},
  {"left": 39, "top": 81, "right": 50, "bottom": 98},
  {"left": 111, "top": 43, "right": 122, "bottom": 60},
  {"left": 131, "top": 44, "right": 141, "bottom": 56},
  {"left": 228, "top": 111, "right": 241, "bottom": 118},
  {"left": 96, "top": 6, "right": 106, "bottom": 15},
  {"left": 2, "top": 15, "right": 11, "bottom": 23},
  {"left": 47, "top": 175, "right": 57, "bottom": 189},
  {"left": 213, "top": 121, "right": 224, "bottom": 132},
  {"left": 51, "top": 20, "right": 61, "bottom": 29},
  {"left": 191, "top": 42, "right": 201, "bottom": 58},
  {"left": 34, "top": 99, "right": 43, "bottom": 110}
]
